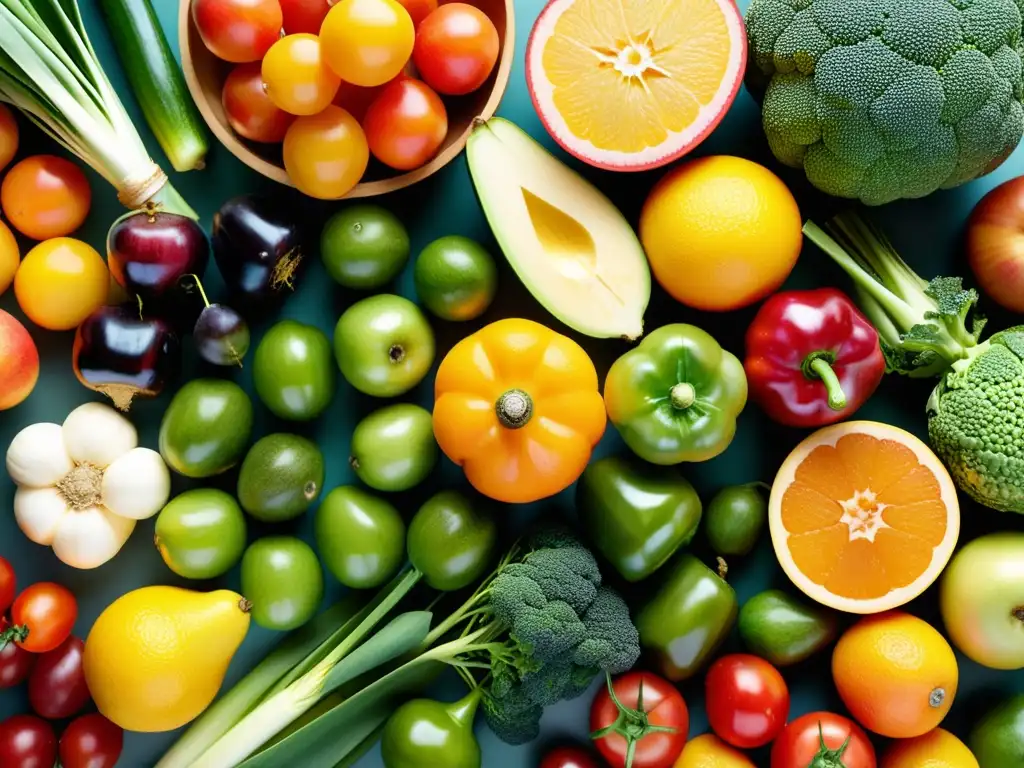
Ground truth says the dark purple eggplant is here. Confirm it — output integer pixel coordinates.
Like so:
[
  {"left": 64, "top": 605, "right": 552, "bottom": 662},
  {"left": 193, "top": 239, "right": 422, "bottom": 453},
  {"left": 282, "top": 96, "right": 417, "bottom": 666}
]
[
  {"left": 212, "top": 195, "right": 306, "bottom": 311},
  {"left": 73, "top": 304, "right": 182, "bottom": 411},
  {"left": 107, "top": 209, "right": 209, "bottom": 301}
]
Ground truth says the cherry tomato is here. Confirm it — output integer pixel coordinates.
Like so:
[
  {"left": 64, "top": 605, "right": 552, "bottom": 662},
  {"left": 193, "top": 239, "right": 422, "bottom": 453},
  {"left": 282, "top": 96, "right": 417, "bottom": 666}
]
[
  {"left": 192, "top": 0, "right": 283, "bottom": 63},
  {"left": 397, "top": 0, "right": 436, "bottom": 26},
  {"left": 6, "top": 583, "right": 77, "bottom": 654},
  {"left": 279, "top": 0, "right": 331, "bottom": 33},
  {"left": 771, "top": 712, "right": 876, "bottom": 768},
  {"left": 364, "top": 77, "right": 447, "bottom": 170},
  {"left": 1, "top": 155, "right": 91, "bottom": 240},
  {"left": 413, "top": 3, "right": 499, "bottom": 95},
  {"left": 705, "top": 654, "right": 790, "bottom": 749},
  {"left": 320, "top": 0, "right": 415, "bottom": 87},
  {"left": 0, "top": 715, "right": 56, "bottom": 768},
  {"left": 283, "top": 105, "right": 369, "bottom": 199},
  {"left": 0, "top": 103, "right": 18, "bottom": 173},
  {"left": 0, "top": 619, "right": 35, "bottom": 689},
  {"left": 590, "top": 672, "right": 688, "bottom": 768},
  {"left": 223, "top": 62, "right": 295, "bottom": 143},
  {"left": 14, "top": 238, "right": 109, "bottom": 331},
  {"left": 0, "top": 556, "right": 14, "bottom": 614},
  {"left": 541, "top": 745, "right": 600, "bottom": 768},
  {"left": 0, "top": 219, "right": 18, "bottom": 297},
  {"left": 28, "top": 635, "right": 89, "bottom": 719},
  {"left": 262, "top": 33, "right": 341, "bottom": 116},
  {"left": 59, "top": 714, "right": 123, "bottom": 768},
  {"left": 333, "top": 78, "right": 395, "bottom": 123}
]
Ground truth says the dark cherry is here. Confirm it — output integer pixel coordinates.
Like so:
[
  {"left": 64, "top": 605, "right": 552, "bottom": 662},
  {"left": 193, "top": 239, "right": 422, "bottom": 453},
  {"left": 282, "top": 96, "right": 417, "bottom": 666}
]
[
  {"left": 194, "top": 301, "right": 251, "bottom": 367},
  {"left": 211, "top": 195, "right": 306, "bottom": 311},
  {"left": 107, "top": 209, "right": 209, "bottom": 301},
  {"left": 73, "top": 304, "right": 182, "bottom": 411}
]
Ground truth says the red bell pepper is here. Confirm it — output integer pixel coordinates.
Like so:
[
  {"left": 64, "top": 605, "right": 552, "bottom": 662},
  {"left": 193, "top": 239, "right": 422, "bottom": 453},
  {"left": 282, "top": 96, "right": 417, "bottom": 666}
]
[{"left": 744, "top": 288, "right": 885, "bottom": 428}]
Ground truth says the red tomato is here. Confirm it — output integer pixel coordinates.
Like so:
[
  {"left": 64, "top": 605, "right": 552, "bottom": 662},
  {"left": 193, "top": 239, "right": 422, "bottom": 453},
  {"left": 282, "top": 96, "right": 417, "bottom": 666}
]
[
  {"left": 540, "top": 745, "right": 600, "bottom": 768},
  {"left": 8, "top": 583, "right": 77, "bottom": 654},
  {"left": 0, "top": 619, "right": 35, "bottom": 689},
  {"left": 705, "top": 654, "right": 790, "bottom": 749},
  {"left": 59, "top": 714, "right": 123, "bottom": 768},
  {"left": 397, "top": 0, "right": 436, "bottom": 26},
  {"left": 192, "top": 0, "right": 283, "bottom": 63},
  {"left": 0, "top": 556, "right": 14, "bottom": 614},
  {"left": 28, "top": 635, "right": 89, "bottom": 719},
  {"left": 413, "top": 3, "right": 499, "bottom": 95},
  {"left": 590, "top": 672, "right": 689, "bottom": 768},
  {"left": 223, "top": 62, "right": 295, "bottom": 143},
  {"left": 279, "top": 0, "right": 331, "bottom": 33},
  {"left": 0, "top": 715, "right": 56, "bottom": 768},
  {"left": 363, "top": 77, "right": 447, "bottom": 171},
  {"left": 333, "top": 79, "right": 393, "bottom": 123},
  {"left": 771, "top": 712, "right": 876, "bottom": 768}
]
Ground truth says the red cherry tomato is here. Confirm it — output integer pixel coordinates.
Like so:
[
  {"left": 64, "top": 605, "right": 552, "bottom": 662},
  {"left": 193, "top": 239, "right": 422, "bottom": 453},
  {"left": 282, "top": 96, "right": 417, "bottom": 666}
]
[
  {"left": 192, "top": 0, "right": 283, "bottom": 63},
  {"left": 279, "top": 0, "right": 331, "bottom": 33},
  {"left": 363, "top": 77, "right": 447, "bottom": 171},
  {"left": 540, "top": 745, "right": 600, "bottom": 768},
  {"left": 28, "top": 635, "right": 89, "bottom": 719},
  {"left": 7, "top": 582, "right": 77, "bottom": 653},
  {"left": 413, "top": 3, "right": 499, "bottom": 95},
  {"left": 0, "top": 714, "right": 56, "bottom": 768},
  {"left": 771, "top": 712, "right": 876, "bottom": 768},
  {"left": 705, "top": 655, "right": 790, "bottom": 749},
  {"left": 590, "top": 672, "right": 689, "bottom": 768},
  {"left": 397, "top": 0, "right": 436, "bottom": 26},
  {"left": 223, "top": 62, "right": 295, "bottom": 143},
  {"left": 0, "top": 556, "right": 14, "bottom": 614},
  {"left": 59, "top": 714, "right": 123, "bottom": 768},
  {"left": 0, "top": 619, "right": 35, "bottom": 689},
  {"left": 333, "top": 78, "right": 393, "bottom": 123}
]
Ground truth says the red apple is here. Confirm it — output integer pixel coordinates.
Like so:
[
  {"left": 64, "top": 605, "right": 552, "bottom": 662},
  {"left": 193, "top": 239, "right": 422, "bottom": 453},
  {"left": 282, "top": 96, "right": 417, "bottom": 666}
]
[
  {"left": 967, "top": 176, "right": 1024, "bottom": 313},
  {"left": 0, "top": 309, "right": 39, "bottom": 410}
]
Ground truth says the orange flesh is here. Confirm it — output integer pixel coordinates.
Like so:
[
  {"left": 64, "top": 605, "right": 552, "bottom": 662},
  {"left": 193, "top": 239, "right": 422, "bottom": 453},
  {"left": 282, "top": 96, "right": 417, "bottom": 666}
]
[
  {"left": 781, "top": 434, "right": 949, "bottom": 601},
  {"left": 540, "top": 0, "right": 734, "bottom": 152}
]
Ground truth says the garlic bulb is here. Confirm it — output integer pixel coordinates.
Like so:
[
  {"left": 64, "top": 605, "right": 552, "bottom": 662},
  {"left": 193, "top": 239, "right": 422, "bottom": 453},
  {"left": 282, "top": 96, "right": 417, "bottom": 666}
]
[{"left": 6, "top": 402, "right": 172, "bottom": 569}]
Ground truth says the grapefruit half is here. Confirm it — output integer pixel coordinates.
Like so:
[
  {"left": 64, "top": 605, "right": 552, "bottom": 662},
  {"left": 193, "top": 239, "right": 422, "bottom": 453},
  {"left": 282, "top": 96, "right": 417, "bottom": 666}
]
[{"left": 525, "top": 0, "right": 747, "bottom": 171}]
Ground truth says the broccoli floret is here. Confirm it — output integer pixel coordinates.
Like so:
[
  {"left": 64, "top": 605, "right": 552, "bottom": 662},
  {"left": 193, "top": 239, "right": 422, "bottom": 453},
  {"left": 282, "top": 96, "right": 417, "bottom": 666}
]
[
  {"left": 481, "top": 685, "right": 543, "bottom": 746},
  {"left": 519, "top": 659, "right": 597, "bottom": 706},
  {"left": 572, "top": 587, "right": 641, "bottom": 674},
  {"left": 746, "top": 0, "right": 1024, "bottom": 204},
  {"left": 497, "top": 547, "right": 601, "bottom": 618}
]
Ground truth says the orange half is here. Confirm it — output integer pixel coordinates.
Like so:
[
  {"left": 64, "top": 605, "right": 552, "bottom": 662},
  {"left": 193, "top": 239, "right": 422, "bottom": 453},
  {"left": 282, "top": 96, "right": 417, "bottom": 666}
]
[
  {"left": 769, "top": 421, "right": 960, "bottom": 614},
  {"left": 525, "top": 0, "right": 746, "bottom": 171}
]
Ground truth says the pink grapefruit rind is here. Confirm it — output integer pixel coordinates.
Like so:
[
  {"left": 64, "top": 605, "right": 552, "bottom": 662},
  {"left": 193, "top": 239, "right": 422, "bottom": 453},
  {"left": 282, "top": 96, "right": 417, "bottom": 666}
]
[{"left": 525, "top": 0, "right": 748, "bottom": 172}]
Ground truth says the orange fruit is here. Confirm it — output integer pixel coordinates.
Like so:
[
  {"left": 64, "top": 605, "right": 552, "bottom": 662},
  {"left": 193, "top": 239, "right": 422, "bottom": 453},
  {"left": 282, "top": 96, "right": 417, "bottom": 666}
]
[
  {"left": 0, "top": 219, "right": 19, "bottom": 295},
  {"left": 674, "top": 734, "right": 755, "bottom": 768},
  {"left": 525, "top": 0, "right": 746, "bottom": 170},
  {"left": 833, "top": 611, "right": 959, "bottom": 739},
  {"left": 881, "top": 728, "right": 979, "bottom": 768},
  {"left": 640, "top": 156, "right": 802, "bottom": 311},
  {"left": 769, "top": 420, "right": 959, "bottom": 614}
]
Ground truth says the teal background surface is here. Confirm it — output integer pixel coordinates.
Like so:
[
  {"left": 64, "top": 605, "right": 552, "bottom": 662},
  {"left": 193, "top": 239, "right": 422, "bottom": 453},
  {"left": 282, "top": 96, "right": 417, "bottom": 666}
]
[{"left": 1, "top": 0, "right": 1023, "bottom": 765}]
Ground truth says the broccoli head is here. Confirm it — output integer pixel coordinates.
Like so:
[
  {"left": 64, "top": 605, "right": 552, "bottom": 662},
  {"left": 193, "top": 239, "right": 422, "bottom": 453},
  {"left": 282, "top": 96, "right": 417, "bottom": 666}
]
[
  {"left": 745, "top": 0, "right": 1024, "bottom": 205},
  {"left": 481, "top": 684, "right": 543, "bottom": 746},
  {"left": 519, "top": 658, "right": 597, "bottom": 706},
  {"left": 572, "top": 587, "right": 642, "bottom": 674}
]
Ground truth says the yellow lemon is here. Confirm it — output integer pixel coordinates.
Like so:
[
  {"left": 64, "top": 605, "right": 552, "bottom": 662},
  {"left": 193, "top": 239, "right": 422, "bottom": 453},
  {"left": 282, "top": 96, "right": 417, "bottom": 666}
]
[{"left": 881, "top": 728, "right": 979, "bottom": 768}]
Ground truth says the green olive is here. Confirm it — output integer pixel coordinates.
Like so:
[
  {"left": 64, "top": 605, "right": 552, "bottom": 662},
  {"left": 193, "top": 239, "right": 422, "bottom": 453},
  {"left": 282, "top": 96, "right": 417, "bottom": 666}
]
[
  {"left": 241, "top": 537, "right": 324, "bottom": 631},
  {"left": 408, "top": 491, "right": 497, "bottom": 591},
  {"left": 314, "top": 486, "right": 406, "bottom": 589},
  {"left": 349, "top": 404, "right": 438, "bottom": 492},
  {"left": 705, "top": 484, "right": 767, "bottom": 557}
]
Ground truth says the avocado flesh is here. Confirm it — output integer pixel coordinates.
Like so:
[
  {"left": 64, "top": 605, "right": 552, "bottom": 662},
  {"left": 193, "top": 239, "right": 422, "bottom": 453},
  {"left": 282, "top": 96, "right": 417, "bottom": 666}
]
[{"left": 467, "top": 117, "right": 650, "bottom": 340}]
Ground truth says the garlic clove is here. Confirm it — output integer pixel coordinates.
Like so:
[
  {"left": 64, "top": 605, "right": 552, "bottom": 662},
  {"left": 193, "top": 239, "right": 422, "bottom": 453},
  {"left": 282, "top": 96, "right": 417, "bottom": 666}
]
[
  {"left": 7, "top": 423, "right": 74, "bottom": 487},
  {"left": 101, "top": 447, "right": 171, "bottom": 521},
  {"left": 62, "top": 402, "right": 138, "bottom": 468},
  {"left": 14, "top": 487, "right": 69, "bottom": 545},
  {"left": 51, "top": 505, "right": 136, "bottom": 570}
]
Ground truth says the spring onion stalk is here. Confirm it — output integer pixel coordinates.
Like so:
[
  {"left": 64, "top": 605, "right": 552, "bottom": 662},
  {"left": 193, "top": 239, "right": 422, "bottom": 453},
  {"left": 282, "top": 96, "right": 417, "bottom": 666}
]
[{"left": 0, "top": 0, "right": 196, "bottom": 218}]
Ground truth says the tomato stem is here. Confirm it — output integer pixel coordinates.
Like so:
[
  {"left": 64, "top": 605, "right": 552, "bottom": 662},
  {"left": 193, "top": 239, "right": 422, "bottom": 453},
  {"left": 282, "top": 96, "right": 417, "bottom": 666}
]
[
  {"left": 0, "top": 623, "right": 28, "bottom": 651},
  {"left": 590, "top": 673, "right": 676, "bottom": 768},
  {"left": 809, "top": 722, "right": 851, "bottom": 768}
]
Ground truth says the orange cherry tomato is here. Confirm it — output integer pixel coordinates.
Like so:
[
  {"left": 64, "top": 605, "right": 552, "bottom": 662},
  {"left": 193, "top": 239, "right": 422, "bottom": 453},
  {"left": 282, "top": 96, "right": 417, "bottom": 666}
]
[
  {"left": 433, "top": 318, "right": 606, "bottom": 504},
  {"left": 262, "top": 34, "right": 341, "bottom": 116},
  {"left": 333, "top": 79, "right": 393, "bottom": 124},
  {"left": 397, "top": 0, "right": 436, "bottom": 26},
  {"left": 364, "top": 78, "right": 447, "bottom": 170},
  {"left": 413, "top": 3, "right": 499, "bottom": 95},
  {"left": 14, "top": 238, "right": 109, "bottom": 331},
  {"left": 192, "top": 0, "right": 283, "bottom": 63},
  {"left": 7, "top": 583, "right": 77, "bottom": 654},
  {"left": 223, "top": 62, "right": 295, "bottom": 142},
  {"left": 283, "top": 105, "right": 369, "bottom": 199},
  {"left": 320, "top": 0, "right": 415, "bottom": 87},
  {"left": 1, "top": 155, "right": 91, "bottom": 240},
  {"left": 0, "top": 104, "right": 18, "bottom": 174},
  {"left": 0, "top": 220, "right": 19, "bottom": 296}
]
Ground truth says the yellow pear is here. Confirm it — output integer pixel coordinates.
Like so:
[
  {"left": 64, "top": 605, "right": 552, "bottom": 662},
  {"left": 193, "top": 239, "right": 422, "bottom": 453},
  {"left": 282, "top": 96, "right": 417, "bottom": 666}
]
[{"left": 84, "top": 586, "right": 250, "bottom": 732}]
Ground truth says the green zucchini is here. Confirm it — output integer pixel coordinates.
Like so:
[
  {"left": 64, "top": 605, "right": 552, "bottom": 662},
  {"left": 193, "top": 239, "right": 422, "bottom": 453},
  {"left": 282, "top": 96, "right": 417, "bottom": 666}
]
[{"left": 97, "top": 0, "right": 209, "bottom": 172}]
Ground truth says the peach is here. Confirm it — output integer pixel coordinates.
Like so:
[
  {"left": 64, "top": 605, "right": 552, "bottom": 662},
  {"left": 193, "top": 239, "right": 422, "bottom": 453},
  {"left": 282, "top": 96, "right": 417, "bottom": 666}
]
[{"left": 0, "top": 309, "right": 39, "bottom": 410}]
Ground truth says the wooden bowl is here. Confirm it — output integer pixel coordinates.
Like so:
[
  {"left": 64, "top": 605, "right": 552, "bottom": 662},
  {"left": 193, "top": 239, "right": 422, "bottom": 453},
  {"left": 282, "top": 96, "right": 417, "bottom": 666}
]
[{"left": 179, "top": 0, "right": 515, "bottom": 198}]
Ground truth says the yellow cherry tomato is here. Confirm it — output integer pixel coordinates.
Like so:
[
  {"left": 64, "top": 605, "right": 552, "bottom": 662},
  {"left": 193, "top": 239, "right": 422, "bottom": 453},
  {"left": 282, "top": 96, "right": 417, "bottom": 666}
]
[
  {"left": 262, "top": 34, "right": 341, "bottom": 116},
  {"left": 14, "top": 238, "right": 109, "bottom": 331},
  {"left": 675, "top": 734, "right": 755, "bottom": 768},
  {"left": 283, "top": 105, "right": 369, "bottom": 199},
  {"left": 0, "top": 104, "right": 18, "bottom": 173},
  {"left": 0, "top": 219, "right": 19, "bottom": 296},
  {"left": 320, "top": 0, "right": 415, "bottom": 87}
]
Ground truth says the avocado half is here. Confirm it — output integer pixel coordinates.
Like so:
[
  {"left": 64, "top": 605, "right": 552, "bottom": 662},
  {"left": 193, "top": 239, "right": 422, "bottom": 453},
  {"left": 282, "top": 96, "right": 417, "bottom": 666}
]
[{"left": 466, "top": 118, "right": 650, "bottom": 340}]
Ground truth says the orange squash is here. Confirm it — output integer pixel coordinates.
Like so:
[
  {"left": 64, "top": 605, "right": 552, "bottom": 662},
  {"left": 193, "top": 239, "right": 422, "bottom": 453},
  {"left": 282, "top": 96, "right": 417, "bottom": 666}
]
[{"left": 433, "top": 318, "right": 606, "bottom": 503}]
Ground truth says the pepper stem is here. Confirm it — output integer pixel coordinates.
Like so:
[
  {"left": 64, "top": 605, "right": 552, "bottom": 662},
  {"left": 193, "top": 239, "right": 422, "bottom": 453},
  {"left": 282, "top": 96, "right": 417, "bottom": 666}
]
[
  {"left": 496, "top": 389, "right": 533, "bottom": 429},
  {"left": 669, "top": 383, "right": 696, "bottom": 409},
  {"left": 805, "top": 354, "right": 847, "bottom": 410}
]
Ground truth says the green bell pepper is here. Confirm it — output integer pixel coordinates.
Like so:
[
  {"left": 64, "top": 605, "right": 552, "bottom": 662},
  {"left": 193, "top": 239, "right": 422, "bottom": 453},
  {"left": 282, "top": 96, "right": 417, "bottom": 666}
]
[
  {"left": 635, "top": 553, "right": 738, "bottom": 681},
  {"left": 576, "top": 455, "right": 702, "bottom": 582},
  {"left": 603, "top": 324, "right": 747, "bottom": 465}
]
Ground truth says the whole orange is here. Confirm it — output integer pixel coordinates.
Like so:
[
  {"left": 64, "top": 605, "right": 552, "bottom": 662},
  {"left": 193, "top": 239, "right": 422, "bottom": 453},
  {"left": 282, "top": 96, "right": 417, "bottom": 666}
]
[
  {"left": 832, "top": 611, "right": 958, "bottom": 739},
  {"left": 640, "top": 156, "right": 802, "bottom": 311},
  {"left": 881, "top": 728, "right": 979, "bottom": 768}
]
